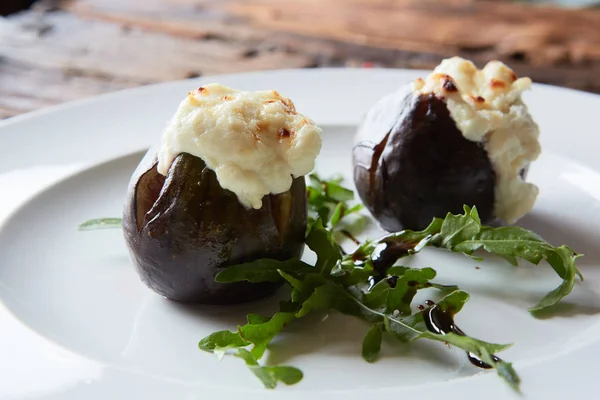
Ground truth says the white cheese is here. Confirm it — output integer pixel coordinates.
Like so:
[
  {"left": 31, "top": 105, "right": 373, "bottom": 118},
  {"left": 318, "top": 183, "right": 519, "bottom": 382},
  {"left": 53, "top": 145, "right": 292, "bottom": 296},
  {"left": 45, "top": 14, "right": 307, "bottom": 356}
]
[
  {"left": 157, "top": 83, "right": 323, "bottom": 209},
  {"left": 414, "top": 57, "right": 541, "bottom": 223}
]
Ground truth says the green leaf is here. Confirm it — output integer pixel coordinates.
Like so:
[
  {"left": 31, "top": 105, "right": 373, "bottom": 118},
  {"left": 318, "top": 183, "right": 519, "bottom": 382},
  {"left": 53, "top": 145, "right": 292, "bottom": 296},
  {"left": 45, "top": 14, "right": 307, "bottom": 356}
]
[
  {"left": 345, "top": 241, "right": 377, "bottom": 265},
  {"left": 362, "top": 268, "right": 438, "bottom": 315},
  {"left": 306, "top": 219, "right": 343, "bottom": 275},
  {"left": 368, "top": 218, "right": 444, "bottom": 263},
  {"left": 419, "top": 331, "right": 512, "bottom": 360},
  {"left": 247, "top": 314, "right": 271, "bottom": 324},
  {"left": 346, "top": 203, "right": 364, "bottom": 215},
  {"left": 329, "top": 203, "right": 345, "bottom": 227},
  {"left": 467, "top": 345, "right": 520, "bottom": 392},
  {"left": 279, "top": 301, "right": 301, "bottom": 313},
  {"left": 278, "top": 270, "right": 307, "bottom": 303},
  {"left": 234, "top": 348, "right": 259, "bottom": 365},
  {"left": 528, "top": 273, "right": 575, "bottom": 313},
  {"left": 198, "top": 330, "right": 250, "bottom": 353},
  {"left": 325, "top": 181, "right": 354, "bottom": 202},
  {"left": 435, "top": 289, "right": 470, "bottom": 315},
  {"left": 294, "top": 280, "right": 379, "bottom": 323},
  {"left": 438, "top": 206, "right": 482, "bottom": 248},
  {"left": 78, "top": 218, "right": 122, "bottom": 230},
  {"left": 362, "top": 323, "right": 383, "bottom": 363},
  {"left": 428, "top": 207, "right": 583, "bottom": 313},
  {"left": 428, "top": 282, "right": 460, "bottom": 293},
  {"left": 307, "top": 174, "right": 363, "bottom": 231},
  {"left": 337, "top": 261, "right": 376, "bottom": 286},
  {"left": 238, "top": 312, "right": 296, "bottom": 359},
  {"left": 296, "top": 284, "right": 337, "bottom": 318},
  {"left": 316, "top": 206, "right": 331, "bottom": 224},
  {"left": 215, "top": 258, "right": 312, "bottom": 283},
  {"left": 234, "top": 349, "right": 303, "bottom": 389},
  {"left": 386, "top": 266, "right": 409, "bottom": 276},
  {"left": 325, "top": 285, "right": 519, "bottom": 390},
  {"left": 386, "top": 268, "right": 437, "bottom": 315},
  {"left": 449, "top": 225, "right": 582, "bottom": 312},
  {"left": 251, "top": 366, "right": 304, "bottom": 389},
  {"left": 379, "top": 218, "right": 443, "bottom": 250},
  {"left": 278, "top": 270, "right": 305, "bottom": 292},
  {"left": 363, "top": 279, "right": 393, "bottom": 311},
  {"left": 495, "top": 359, "right": 521, "bottom": 392},
  {"left": 334, "top": 286, "right": 515, "bottom": 382}
]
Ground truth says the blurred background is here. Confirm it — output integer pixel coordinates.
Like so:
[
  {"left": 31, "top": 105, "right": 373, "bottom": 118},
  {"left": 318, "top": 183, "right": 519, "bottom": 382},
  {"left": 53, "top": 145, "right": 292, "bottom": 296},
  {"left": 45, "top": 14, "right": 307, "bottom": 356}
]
[{"left": 1, "top": 0, "right": 598, "bottom": 119}]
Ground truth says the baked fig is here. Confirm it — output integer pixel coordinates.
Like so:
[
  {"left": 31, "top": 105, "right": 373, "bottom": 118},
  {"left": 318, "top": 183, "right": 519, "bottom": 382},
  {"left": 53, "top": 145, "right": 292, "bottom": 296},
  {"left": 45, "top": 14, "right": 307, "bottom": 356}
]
[
  {"left": 353, "top": 57, "right": 541, "bottom": 232},
  {"left": 123, "top": 84, "right": 322, "bottom": 304}
]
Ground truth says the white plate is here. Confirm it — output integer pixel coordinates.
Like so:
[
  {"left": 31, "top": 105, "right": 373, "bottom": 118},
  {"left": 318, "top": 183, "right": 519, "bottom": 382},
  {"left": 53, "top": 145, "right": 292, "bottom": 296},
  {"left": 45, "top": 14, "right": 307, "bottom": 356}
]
[{"left": 1, "top": 68, "right": 600, "bottom": 400}]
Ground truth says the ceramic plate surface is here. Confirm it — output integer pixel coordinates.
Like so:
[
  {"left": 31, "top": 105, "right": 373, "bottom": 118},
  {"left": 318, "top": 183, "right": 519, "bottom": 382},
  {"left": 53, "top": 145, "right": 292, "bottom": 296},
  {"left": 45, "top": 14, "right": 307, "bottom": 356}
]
[{"left": 1, "top": 69, "right": 600, "bottom": 400}]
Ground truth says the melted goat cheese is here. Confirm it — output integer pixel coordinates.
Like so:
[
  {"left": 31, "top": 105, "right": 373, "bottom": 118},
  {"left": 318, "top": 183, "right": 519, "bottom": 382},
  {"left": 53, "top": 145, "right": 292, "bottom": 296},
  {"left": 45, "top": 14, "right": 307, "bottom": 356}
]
[
  {"left": 157, "top": 83, "right": 322, "bottom": 209},
  {"left": 414, "top": 57, "right": 541, "bottom": 223}
]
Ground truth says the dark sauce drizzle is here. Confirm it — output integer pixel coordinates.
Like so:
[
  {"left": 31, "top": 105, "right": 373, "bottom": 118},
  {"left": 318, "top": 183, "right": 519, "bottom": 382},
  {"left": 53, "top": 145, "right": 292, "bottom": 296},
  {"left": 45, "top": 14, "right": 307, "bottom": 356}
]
[
  {"left": 366, "top": 236, "right": 428, "bottom": 289},
  {"left": 358, "top": 238, "right": 501, "bottom": 370},
  {"left": 340, "top": 229, "right": 360, "bottom": 245},
  {"left": 423, "top": 300, "right": 500, "bottom": 369},
  {"left": 371, "top": 238, "right": 421, "bottom": 276}
]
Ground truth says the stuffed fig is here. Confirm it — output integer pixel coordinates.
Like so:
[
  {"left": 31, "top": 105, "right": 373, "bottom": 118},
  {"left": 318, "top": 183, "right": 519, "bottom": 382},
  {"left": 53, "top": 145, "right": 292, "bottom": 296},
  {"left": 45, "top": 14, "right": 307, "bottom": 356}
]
[
  {"left": 123, "top": 84, "right": 322, "bottom": 304},
  {"left": 353, "top": 57, "right": 541, "bottom": 232}
]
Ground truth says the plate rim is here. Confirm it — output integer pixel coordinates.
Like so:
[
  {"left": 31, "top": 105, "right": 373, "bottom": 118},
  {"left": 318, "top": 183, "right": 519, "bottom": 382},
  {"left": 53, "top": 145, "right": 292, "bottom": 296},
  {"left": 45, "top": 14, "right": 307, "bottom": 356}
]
[{"left": 1, "top": 67, "right": 600, "bottom": 400}]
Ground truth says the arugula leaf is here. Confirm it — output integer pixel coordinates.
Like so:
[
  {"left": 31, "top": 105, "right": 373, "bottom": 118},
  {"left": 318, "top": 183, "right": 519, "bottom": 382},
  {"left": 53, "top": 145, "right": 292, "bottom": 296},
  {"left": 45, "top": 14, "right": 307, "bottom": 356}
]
[
  {"left": 379, "top": 217, "right": 443, "bottom": 248},
  {"left": 362, "top": 323, "right": 383, "bottom": 363},
  {"left": 235, "top": 349, "right": 303, "bottom": 389},
  {"left": 251, "top": 366, "right": 304, "bottom": 389},
  {"left": 78, "top": 218, "right": 122, "bottom": 230},
  {"left": 304, "top": 281, "right": 518, "bottom": 389},
  {"left": 329, "top": 203, "right": 346, "bottom": 226},
  {"left": 308, "top": 173, "right": 354, "bottom": 203},
  {"left": 278, "top": 270, "right": 304, "bottom": 291},
  {"left": 198, "top": 330, "right": 249, "bottom": 353},
  {"left": 418, "top": 332, "right": 511, "bottom": 359},
  {"left": 325, "top": 181, "right": 354, "bottom": 203},
  {"left": 367, "top": 206, "right": 583, "bottom": 313},
  {"left": 199, "top": 308, "right": 303, "bottom": 389},
  {"left": 238, "top": 312, "right": 296, "bottom": 359},
  {"left": 438, "top": 206, "right": 482, "bottom": 248},
  {"left": 346, "top": 203, "right": 364, "bottom": 215},
  {"left": 434, "top": 206, "right": 583, "bottom": 313},
  {"left": 494, "top": 359, "right": 521, "bottom": 391},
  {"left": 362, "top": 268, "right": 437, "bottom": 315},
  {"left": 295, "top": 282, "right": 338, "bottom": 318},
  {"left": 306, "top": 219, "right": 342, "bottom": 275},
  {"left": 307, "top": 173, "right": 366, "bottom": 234},
  {"left": 247, "top": 314, "right": 271, "bottom": 324},
  {"left": 215, "top": 258, "right": 312, "bottom": 283},
  {"left": 385, "top": 268, "right": 437, "bottom": 315}
]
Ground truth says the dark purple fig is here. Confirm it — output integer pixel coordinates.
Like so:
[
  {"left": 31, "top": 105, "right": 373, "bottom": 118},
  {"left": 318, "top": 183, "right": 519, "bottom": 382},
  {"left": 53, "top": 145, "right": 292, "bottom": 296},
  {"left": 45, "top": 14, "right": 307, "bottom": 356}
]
[
  {"left": 353, "top": 87, "right": 496, "bottom": 232},
  {"left": 122, "top": 150, "right": 306, "bottom": 305}
]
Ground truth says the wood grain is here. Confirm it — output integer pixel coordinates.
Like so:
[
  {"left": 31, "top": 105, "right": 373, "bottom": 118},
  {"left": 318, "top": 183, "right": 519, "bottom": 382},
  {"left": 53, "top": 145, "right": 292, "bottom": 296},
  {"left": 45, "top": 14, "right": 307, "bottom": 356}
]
[{"left": 1, "top": 0, "right": 599, "bottom": 119}]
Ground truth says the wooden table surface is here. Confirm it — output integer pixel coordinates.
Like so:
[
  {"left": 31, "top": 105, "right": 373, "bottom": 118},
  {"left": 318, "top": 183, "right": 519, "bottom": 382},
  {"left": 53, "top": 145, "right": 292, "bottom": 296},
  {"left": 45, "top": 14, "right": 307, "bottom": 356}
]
[{"left": 1, "top": 0, "right": 599, "bottom": 119}]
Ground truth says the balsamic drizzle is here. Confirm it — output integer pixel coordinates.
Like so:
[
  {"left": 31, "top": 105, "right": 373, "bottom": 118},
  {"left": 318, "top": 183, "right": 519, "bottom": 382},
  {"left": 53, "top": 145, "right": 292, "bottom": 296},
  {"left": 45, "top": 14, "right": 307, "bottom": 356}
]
[
  {"left": 371, "top": 241, "right": 412, "bottom": 276},
  {"left": 358, "top": 236, "right": 501, "bottom": 370},
  {"left": 423, "top": 300, "right": 501, "bottom": 369}
]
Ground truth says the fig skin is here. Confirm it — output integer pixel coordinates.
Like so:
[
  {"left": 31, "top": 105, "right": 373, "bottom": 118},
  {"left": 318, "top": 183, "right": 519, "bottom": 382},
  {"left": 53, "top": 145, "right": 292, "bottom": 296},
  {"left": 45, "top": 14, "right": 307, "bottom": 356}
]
[
  {"left": 353, "top": 88, "right": 496, "bottom": 232},
  {"left": 122, "top": 150, "right": 307, "bottom": 305}
]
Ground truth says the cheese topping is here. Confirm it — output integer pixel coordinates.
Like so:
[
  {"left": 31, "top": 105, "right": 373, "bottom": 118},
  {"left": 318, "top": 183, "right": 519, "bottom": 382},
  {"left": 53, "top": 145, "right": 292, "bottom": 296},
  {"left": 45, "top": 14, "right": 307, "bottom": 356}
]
[
  {"left": 157, "top": 83, "right": 323, "bottom": 209},
  {"left": 413, "top": 57, "right": 541, "bottom": 223}
]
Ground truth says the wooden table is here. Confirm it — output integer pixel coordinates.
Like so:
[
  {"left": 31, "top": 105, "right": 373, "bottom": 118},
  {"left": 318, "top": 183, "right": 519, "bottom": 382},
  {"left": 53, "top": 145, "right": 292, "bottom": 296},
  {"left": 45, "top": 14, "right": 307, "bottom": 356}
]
[{"left": 1, "top": 0, "right": 599, "bottom": 119}]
